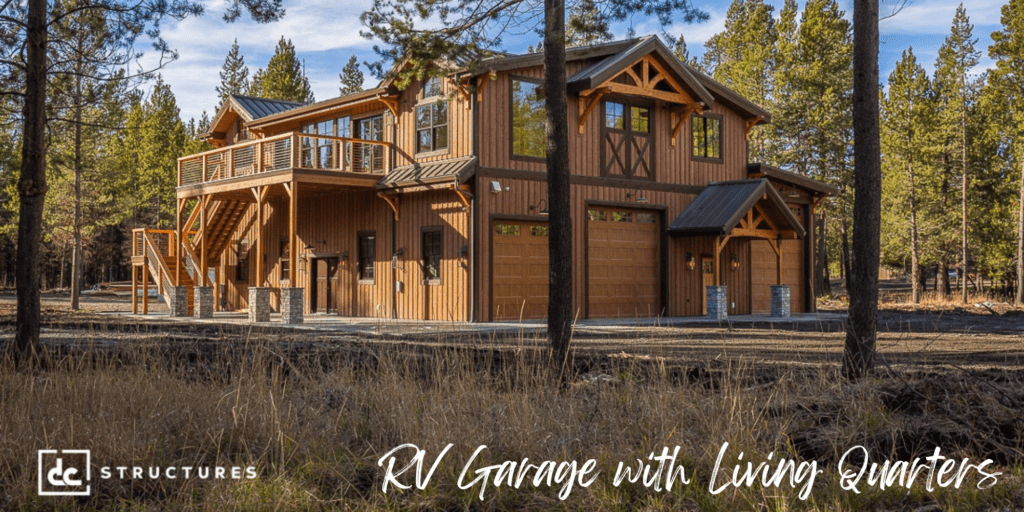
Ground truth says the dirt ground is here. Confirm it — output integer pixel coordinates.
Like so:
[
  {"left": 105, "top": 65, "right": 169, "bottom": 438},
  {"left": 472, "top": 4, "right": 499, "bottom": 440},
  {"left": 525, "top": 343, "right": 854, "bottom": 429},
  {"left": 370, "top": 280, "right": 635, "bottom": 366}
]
[{"left": 0, "top": 289, "right": 1021, "bottom": 370}]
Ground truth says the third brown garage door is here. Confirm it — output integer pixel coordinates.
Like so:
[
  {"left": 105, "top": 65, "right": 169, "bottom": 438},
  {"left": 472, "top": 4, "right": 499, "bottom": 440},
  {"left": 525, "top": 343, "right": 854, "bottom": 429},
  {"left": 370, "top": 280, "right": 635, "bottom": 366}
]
[
  {"left": 587, "top": 207, "right": 662, "bottom": 318},
  {"left": 492, "top": 220, "right": 549, "bottom": 320}
]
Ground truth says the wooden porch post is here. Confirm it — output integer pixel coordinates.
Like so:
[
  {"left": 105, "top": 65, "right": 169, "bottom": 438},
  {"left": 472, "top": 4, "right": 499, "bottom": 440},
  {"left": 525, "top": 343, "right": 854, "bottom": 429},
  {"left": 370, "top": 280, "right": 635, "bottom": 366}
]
[
  {"left": 142, "top": 262, "right": 149, "bottom": 314},
  {"left": 199, "top": 195, "right": 208, "bottom": 286},
  {"left": 714, "top": 236, "right": 722, "bottom": 286},
  {"left": 253, "top": 186, "right": 266, "bottom": 287},
  {"left": 289, "top": 181, "right": 298, "bottom": 284},
  {"left": 131, "top": 266, "right": 138, "bottom": 314},
  {"left": 175, "top": 198, "right": 183, "bottom": 286}
]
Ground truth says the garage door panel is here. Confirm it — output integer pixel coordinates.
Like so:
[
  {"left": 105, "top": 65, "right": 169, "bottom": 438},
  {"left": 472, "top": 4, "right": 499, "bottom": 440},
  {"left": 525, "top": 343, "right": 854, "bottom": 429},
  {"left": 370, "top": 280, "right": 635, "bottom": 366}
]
[
  {"left": 587, "top": 208, "right": 661, "bottom": 318},
  {"left": 492, "top": 221, "right": 549, "bottom": 321}
]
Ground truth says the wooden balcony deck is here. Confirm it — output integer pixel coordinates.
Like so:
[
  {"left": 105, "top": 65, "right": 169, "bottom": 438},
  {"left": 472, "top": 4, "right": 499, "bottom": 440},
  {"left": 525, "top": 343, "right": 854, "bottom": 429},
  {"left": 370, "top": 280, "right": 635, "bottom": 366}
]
[{"left": 176, "top": 132, "right": 391, "bottom": 199}]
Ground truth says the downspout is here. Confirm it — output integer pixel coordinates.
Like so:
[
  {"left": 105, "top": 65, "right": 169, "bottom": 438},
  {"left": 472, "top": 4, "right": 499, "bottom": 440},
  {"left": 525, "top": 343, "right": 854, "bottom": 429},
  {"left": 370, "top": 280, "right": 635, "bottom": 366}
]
[
  {"left": 390, "top": 107, "right": 399, "bottom": 320},
  {"left": 469, "top": 77, "right": 479, "bottom": 322}
]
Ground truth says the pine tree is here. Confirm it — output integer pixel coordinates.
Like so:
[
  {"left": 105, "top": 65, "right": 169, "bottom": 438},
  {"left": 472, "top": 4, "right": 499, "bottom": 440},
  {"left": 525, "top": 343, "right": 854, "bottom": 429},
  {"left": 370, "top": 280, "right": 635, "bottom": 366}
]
[
  {"left": 989, "top": 0, "right": 1024, "bottom": 305},
  {"left": 248, "top": 37, "right": 314, "bottom": 103},
  {"left": 216, "top": 38, "right": 250, "bottom": 108},
  {"left": 702, "top": 0, "right": 777, "bottom": 162},
  {"left": 934, "top": 4, "right": 981, "bottom": 302},
  {"left": 338, "top": 55, "right": 364, "bottom": 96},
  {"left": 880, "top": 48, "right": 939, "bottom": 303},
  {"left": 666, "top": 32, "right": 700, "bottom": 69},
  {"left": 566, "top": 0, "right": 613, "bottom": 47}
]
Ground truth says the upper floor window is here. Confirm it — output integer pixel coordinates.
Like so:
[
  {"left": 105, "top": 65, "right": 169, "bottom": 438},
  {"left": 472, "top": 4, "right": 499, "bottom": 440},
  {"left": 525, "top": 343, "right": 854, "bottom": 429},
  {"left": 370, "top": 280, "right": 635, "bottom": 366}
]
[
  {"left": 692, "top": 114, "right": 722, "bottom": 161},
  {"left": 423, "top": 77, "right": 442, "bottom": 98},
  {"left": 416, "top": 100, "right": 448, "bottom": 153},
  {"left": 601, "top": 100, "right": 652, "bottom": 180},
  {"left": 356, "top": 115, "right": 384, "bottom": 172},
  {"left": 511, "top": 77, "right": 546, "bottom": 159}
]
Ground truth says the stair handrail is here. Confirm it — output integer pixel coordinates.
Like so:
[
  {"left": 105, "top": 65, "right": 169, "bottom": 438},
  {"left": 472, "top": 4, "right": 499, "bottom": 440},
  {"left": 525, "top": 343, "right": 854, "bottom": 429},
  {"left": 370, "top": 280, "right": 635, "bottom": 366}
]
[
  {"left": 180, "top": 237, "right": 202, "bottom": 286},
  {"left": 142, "top": 230, "right": 174, "bottom": 305}
]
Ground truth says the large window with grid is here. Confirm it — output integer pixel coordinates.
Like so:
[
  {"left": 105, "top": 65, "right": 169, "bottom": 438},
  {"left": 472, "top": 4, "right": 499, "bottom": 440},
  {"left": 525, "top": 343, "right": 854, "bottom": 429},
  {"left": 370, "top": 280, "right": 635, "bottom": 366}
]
[
  {"left": 422, "top": 229, "right": 442, "bottom": 282},
  {"left": 415, "top": 100, "right": 448, "bottom": 153},
  {"left": 511, "top": 77, "right": 545, "bottom": 159}
]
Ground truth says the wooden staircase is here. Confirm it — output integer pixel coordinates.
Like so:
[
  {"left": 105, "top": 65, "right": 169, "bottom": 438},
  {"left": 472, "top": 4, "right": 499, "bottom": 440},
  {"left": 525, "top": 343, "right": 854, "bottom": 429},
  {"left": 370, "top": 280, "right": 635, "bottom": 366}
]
[
  {"left": 163, "top": 256, "right": 195, "bottom": 315},
  {"left": 193, "top": 199, "right": 249, "bottom": 266}
]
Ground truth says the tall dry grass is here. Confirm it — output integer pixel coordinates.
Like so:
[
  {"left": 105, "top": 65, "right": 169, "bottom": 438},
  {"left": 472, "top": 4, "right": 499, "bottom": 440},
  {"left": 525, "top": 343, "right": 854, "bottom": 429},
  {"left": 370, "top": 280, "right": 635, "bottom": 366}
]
[{"left": 0, "top": 326, "right": 1021, "bottom": 511}]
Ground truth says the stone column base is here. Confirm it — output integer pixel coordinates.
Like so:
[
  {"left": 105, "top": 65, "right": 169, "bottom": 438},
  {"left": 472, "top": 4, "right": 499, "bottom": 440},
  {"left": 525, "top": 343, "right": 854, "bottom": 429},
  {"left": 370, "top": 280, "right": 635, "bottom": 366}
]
[
  {"left": 281, "top": 287, "right": 304, "bottom": 324},
  {"left": 168, "top": 286, "right": 189, "bottom": 318},
  {"left": 248, "top": 287, "right": 271, "bottom": 323},
  {"left": 771, "top": 284, "right": 791, "bottom": 318},
  {"left": 194, "top": 286, "right": 214, "bottom": 319},
  {"left": 706, "top": 285, "right": 728, "bottom": 321}
]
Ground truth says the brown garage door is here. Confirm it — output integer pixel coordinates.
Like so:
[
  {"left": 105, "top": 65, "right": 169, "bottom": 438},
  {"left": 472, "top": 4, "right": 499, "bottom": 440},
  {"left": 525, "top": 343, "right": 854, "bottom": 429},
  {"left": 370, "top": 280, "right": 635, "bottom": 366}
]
[
  {"left": 750, "top": 239, "right": 805, "bottom": 314},
  {"left": 492, "top": 220, "right": 549, "bottom": 320},
  {"left": 587, "top": 207, "right": 661, "bottom": 318}
]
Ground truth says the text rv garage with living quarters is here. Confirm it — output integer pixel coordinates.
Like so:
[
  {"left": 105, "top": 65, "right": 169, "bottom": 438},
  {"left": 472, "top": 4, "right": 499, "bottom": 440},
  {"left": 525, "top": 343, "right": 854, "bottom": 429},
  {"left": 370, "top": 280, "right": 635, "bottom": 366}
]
[{"left": 129, "top": 36, "right": 838, "bottom": 323}]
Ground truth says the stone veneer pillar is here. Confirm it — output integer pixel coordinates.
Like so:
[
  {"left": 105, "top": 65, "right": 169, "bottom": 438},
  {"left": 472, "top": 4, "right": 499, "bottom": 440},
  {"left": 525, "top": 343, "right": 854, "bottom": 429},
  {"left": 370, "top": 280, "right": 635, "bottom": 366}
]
[
  {"left": 706, "top": 285, "right": 728, "bottom": 321},
  {"left": 281, "top": 287, "right": 304, "bottom": 324},
  {"left": 194, "top": 286, "right": 214, "bottom": 319},
  {"left": 248, "top": 287, "right": 271, "bottom": 323},
  {"left": 168, "top": 286, "right": 189, "bottom": 318},
  {"left": 771, "top": 284, "right": 791, "bottom": 318}
]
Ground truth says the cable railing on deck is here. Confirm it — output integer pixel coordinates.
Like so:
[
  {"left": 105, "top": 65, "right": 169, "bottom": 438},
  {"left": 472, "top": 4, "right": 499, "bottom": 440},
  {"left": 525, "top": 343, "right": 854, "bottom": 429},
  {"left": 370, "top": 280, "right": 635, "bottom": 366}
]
[{"left": 177, "top": 132, "right": 391, "bottom": 187}]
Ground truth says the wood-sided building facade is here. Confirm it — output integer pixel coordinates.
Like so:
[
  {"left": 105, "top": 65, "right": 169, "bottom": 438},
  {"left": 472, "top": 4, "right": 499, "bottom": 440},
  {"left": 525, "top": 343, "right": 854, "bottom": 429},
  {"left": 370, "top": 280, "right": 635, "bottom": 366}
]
[{"left": 130, "top": 36, "right": 837, "bottom": 322}]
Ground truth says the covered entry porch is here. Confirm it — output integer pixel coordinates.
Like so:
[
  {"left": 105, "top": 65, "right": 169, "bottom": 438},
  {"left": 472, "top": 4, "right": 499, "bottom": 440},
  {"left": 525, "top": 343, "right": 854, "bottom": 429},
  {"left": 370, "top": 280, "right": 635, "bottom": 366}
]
[{"left": 669, "top": 179, "right": 805, "bottom": 319}]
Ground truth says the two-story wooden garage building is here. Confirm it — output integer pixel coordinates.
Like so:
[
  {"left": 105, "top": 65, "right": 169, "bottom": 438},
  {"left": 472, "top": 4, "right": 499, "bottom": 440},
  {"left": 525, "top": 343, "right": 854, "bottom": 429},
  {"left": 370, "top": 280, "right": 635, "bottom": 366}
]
[{"left": 129, "top": 36, "right": 837, "bottom": 322}]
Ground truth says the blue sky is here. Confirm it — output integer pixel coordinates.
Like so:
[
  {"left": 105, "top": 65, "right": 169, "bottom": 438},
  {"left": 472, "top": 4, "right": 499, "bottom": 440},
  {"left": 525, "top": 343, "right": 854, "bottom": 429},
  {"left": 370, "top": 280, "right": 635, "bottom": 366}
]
[{"left": 147, "top": 0, "right": 1008, "bottom": 123}]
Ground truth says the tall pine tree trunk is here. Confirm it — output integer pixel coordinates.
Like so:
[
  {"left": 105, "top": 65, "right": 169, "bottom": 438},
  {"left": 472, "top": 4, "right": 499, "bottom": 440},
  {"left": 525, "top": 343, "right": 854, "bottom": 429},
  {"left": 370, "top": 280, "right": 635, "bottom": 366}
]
[
  {"left": 543, "top": 0, "right": 573, "bottom": 372},
  {"left": 816, "top": 212, "right": 831, "bottom": 296},
  {"left": 11, "top": 0, "right": 48, "bottom": 364},
  {"left": 960, "top": 79, "right": 969, "bottom": 304},
  {"left": 909, "top": 160, "right": 922, "bottom": 304},
  {"left": 939, "top": 260, "right": 951, "bottom": 295},
  {"left": 71, "top": 66, "right": 84, "bottom": 311},
  {"left": 844, "top": 0, "right": 881, "bottom": 380},
  {"left": 841, "top": 218, "right": 851, "bottom": 291},
  {"left": 1016, "top": 156, "right": 1023, "bottom": 306}
]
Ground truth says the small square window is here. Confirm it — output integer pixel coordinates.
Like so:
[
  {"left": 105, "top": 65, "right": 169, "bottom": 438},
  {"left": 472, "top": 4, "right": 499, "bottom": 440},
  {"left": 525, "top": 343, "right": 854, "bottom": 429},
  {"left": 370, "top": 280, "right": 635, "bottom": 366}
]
[{"left": 423, "top": 77, "right": 442, "bottom": 98}]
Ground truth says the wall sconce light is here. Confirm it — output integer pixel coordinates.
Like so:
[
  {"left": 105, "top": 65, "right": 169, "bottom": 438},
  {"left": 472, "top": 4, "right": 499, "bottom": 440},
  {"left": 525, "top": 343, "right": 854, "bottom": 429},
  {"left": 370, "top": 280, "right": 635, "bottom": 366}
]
[
  {"left": 730, "top": 252, "right": 739, "bottom": 270},
  {"left": 626, "top": 187, "right": 649, "bottom": 204},
  {"left": 529, "top": 199, "right": 549, "bottom": 215},
  {"left": 459, "top": 245, "right": 469, "bottom": 258},
  {"left": 789, "top": 186, "right": 800, "bottom": 198},
  {"left": 686, "top": 252, "right": 695, "bottom": 271},
  {"left": 341, "top": 250, "right": 349, "bottom": 263},
  {"left": 396, "top": 247, "right": 404, "bottom": 257}
]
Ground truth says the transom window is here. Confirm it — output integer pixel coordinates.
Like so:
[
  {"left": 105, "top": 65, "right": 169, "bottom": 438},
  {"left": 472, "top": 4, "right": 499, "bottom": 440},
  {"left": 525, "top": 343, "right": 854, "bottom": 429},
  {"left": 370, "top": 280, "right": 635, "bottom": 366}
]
[
  {"left": 692, "top": 115, "right": 722, "bottom": 161},
  {"left": 423, "top": 77, "right": 442, "bottom": 98},
  {"left": 422, "top": 229, "right": 442, "bottom": 282},
  {"left": 511, "top": 78, "right": 546, "bottom": 159}
]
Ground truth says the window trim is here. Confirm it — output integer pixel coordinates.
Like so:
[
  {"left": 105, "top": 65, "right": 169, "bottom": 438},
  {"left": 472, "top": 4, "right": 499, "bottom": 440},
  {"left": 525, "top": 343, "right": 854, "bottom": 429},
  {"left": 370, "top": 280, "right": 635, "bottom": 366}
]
[
  {"left": 422, "top": 76, "right": 442, "bottom": 99},
  {"left": 421, "top": 226, "right": 443, "bottom": 285},
  {"left": 235, "top": 240, "right": 249, "bottom": 283},
  {"left": 357, "top": 231, "right": 376, "bottom": 284},
  {"left": 354, "top": 113, "right": 386, "bottom": 173},
  {"left": 278, "top": 237, "right": 290, "bottom": 283},
  {"left": 508, "top": 74, "right": 547, "bottom": 163},
  {"left": 690, "top": 112, "right": 724, "bottom": 163}
]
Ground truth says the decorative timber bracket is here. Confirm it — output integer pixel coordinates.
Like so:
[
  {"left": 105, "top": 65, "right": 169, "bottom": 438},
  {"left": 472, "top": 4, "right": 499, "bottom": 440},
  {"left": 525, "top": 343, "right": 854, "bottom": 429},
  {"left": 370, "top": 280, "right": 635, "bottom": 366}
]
[
  {"left": 376, "top": 95, "right": 400, "bottom": 117},
  {"left": 745, "top": 116, "right": 765, "bottom": 140},
  {"left": 377, "top": 192, "right": 400, "bottom": 221},
  {"left": 452, "top": 182, "right": 473, "bottom": 213},
  {"left": 577, "top": 86, "right": 612, "bottom": 134},
  {"left": 670, "top": 102, "right": 703, "bottom": 147}
]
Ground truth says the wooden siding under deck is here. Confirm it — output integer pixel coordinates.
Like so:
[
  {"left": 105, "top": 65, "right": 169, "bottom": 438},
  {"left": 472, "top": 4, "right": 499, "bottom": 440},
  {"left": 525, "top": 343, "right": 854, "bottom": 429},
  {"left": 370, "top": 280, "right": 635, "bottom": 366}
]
[{"left": 217, "top": 186, "right": 469, "bottom": 321}]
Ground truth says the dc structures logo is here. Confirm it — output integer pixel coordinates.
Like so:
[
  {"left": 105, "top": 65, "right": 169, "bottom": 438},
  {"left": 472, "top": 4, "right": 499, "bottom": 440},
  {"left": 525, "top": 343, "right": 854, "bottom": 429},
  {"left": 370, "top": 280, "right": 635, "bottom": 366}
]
[{"left": 38, "top": 449, "right": 91, "bottom": 496}]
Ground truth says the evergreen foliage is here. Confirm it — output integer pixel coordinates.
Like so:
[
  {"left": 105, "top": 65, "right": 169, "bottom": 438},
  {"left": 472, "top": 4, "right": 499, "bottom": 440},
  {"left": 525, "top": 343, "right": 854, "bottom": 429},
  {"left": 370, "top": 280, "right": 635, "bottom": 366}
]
[
  {"left": 339, "top": 55, "right": 365, "bottom": 96},
  {"left": 566, "top": 0, "right": 613, "bottom": 47},
  {"left": 217, "top": 39, "right": 250, "bottom": 108},
  {"left": 248, "top": 37, "right": 314, "bottom": 103}
]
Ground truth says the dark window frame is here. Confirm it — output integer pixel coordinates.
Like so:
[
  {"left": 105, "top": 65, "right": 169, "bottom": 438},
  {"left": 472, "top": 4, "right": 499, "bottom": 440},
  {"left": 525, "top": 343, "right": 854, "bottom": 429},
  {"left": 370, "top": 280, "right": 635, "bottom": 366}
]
[
  {"left": 279, "top": 238, "right": 290, "bottom": 283},
  {"left": 235, "top": 240, "right": 249, "bottom": 283},
  {"left": 355, "top": 113, "right": 385, "bottom": 173},
  {"left": 691, "top": 113, "right": 724, "bottom": 163},
  {"left": 357, "top": 231, "right": 376, "bottom": 283},
  {"left": 599, "top": 96, "right": 655, "bottom": 180},
  {"left": 421, "top": 226, "right": 443, "bottom": 285},
  {"left": 509, "top": 75, "right": 547, "bottom": 162},
  {"left": 422, "top": 76, "right": 442, "bottom": 99},
  {"left": 415, "top": 97, "right": 448, "bottom": 155}
]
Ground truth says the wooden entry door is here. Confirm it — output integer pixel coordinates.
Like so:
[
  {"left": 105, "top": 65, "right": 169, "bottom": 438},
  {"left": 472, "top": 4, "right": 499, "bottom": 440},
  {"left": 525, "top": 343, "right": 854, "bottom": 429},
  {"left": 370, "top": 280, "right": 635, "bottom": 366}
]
[
  {"left": 309, "top": 257, "right": 339, "bottom": 314},
  {"left": 701, "top": 256, "right": 714, "bottom": 315}
]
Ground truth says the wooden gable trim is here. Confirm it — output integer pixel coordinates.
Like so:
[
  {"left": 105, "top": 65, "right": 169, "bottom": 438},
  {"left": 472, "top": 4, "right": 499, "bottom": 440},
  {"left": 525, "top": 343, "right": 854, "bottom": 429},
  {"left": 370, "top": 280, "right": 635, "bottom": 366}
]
[
  {"left": 581, "top": 55, "right": 697, "bottom": 106},
  {"left": 377, "top": 192, "right": 400, "bottom": 221}
]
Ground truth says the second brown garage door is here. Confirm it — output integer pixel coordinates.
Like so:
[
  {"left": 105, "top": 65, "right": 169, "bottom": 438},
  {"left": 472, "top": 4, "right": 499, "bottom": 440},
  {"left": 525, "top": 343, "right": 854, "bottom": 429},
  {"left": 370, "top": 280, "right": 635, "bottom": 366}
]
[
  {"left": 587, "top": 207, "right": 662, "bottom": 318},
  {"left": 492, "top": 220, "right": 549, "bottom": 320}
]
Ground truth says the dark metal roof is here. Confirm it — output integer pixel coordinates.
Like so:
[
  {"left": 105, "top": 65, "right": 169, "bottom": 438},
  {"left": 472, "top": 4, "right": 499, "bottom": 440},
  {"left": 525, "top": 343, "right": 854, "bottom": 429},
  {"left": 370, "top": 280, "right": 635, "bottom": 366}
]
[
  {"left": 746, "top": 163, "right": 841, "bottom": 196},
  {"left": 565, "top": 36, "right": 715, "bottom": 108},
  {"left": 230, "top": 95, "right": 306, "bottom": 120},
  {"left": 376, "top": 156, "right": 477, "bottom": 190},
  {"left": 246, "top": 88, "right": 389, "bottom": 129},
  {"left": 668, "top": 179, "right": 805, "bottom": 238}
]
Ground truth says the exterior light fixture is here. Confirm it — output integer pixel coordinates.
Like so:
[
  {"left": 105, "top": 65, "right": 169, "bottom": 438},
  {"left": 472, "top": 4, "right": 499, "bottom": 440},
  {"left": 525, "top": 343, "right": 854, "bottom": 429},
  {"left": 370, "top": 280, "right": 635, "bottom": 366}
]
[
  {"left": 730, "top": 252, "right": 739, "bottom": 270},
  {"left": 626, "top": 187, "right": 649, "bottom": 204},
  {"left": 686, "top": 252, "right": 695, "bottom": 271},
  {"left": 530, "top": 199, "right": 549, "bottom": 215},
  {"left": 460, "top": 245, "right": 469, "bottom": 258},
  {"left": 490, "top": 181, "right": 502, "bottom": 193}
]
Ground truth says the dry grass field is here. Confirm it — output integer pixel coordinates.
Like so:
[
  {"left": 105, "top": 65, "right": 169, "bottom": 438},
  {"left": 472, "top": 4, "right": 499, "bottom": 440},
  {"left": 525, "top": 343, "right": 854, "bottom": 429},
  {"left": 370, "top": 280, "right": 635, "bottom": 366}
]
[{"left": 0, "top": 292, "right": 1021, "bottom": 511}]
